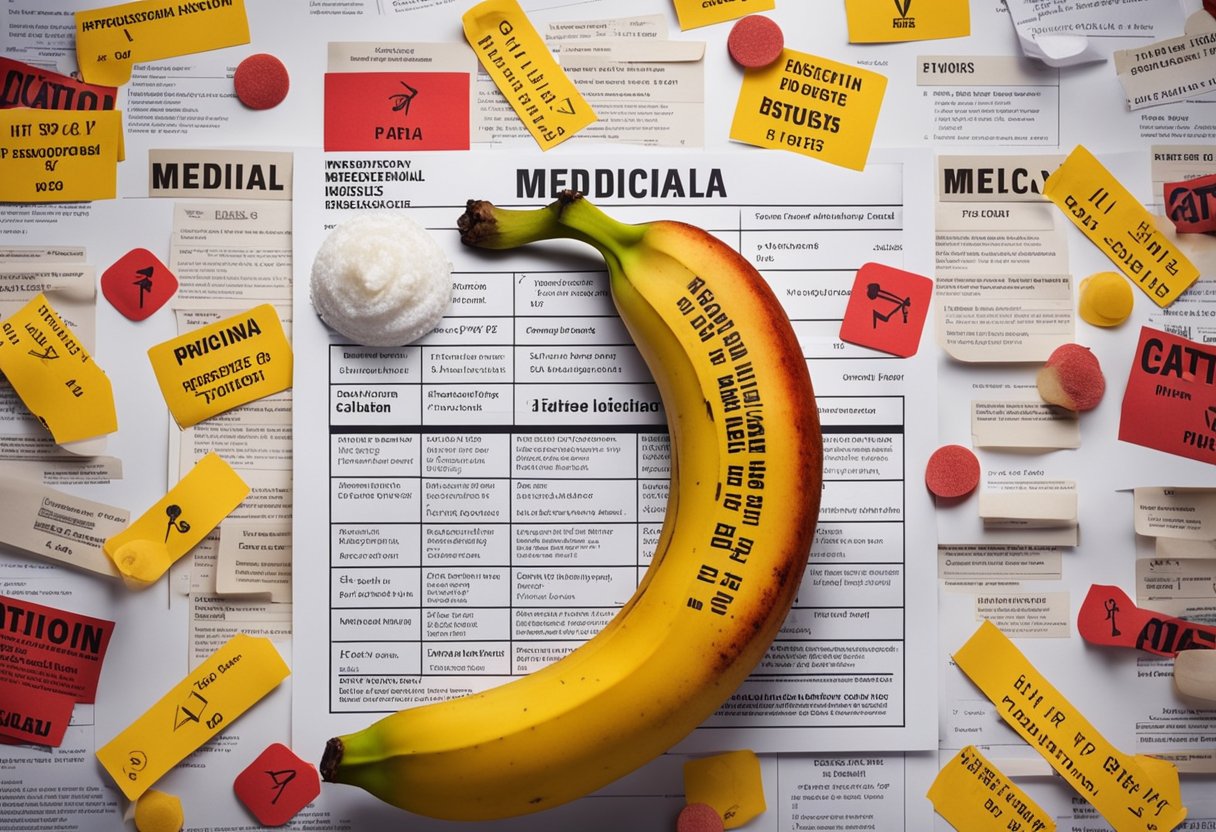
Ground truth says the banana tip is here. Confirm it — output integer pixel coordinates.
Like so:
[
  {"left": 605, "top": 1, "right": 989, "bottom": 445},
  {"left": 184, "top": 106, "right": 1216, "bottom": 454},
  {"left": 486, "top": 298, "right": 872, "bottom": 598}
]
[
  {"left": 319, "top": 737, "right": 343, "bottom": 783},
  {"left": 456, "top": 199, "right": 497, "bottom": 247}
]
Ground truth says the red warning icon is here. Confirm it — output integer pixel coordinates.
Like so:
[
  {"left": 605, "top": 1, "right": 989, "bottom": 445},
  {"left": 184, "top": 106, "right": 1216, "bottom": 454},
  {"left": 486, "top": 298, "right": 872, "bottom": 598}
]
[{"left": 100, "top": 248, "right": 178, "bottom": 321}]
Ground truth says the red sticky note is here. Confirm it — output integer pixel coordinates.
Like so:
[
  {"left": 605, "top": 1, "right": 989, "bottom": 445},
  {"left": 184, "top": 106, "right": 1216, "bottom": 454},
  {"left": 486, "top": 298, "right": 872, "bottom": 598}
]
[
  {"left": 838, "top": 262, "right": 933, "bottom": 357},
  {"left": 0, "top": 56, "right": 117, "bottom": 111},
  {"left": 1164, "top": 173, "right": 1216, "bottom": 234},
  {"left": 1118, "top": 326, "right": 1216, "bottom": 466},
  {"left": 1078, "top": 584, "right": 1216, "bottom": 656},
  {"left": 0, "top": 678, "right": 74, "bottom": 747},
  {"left": 323, "top": 72, "right": 470, "bottom": 151},
  {"left": 100, "top": 248, "right": 177, "bottom": 321},
  {"left": 0, "top": 594, "right": 115, "bottom": 703},
  {"left": 234, "top": 742, "right": 320, "bottom": 826}
]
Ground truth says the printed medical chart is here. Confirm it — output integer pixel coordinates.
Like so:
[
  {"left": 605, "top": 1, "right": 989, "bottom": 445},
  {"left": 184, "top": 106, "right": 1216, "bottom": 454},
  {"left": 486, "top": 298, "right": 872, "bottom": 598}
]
[{"left": 290, "top": 148, "right": 940, "bottom": 777}]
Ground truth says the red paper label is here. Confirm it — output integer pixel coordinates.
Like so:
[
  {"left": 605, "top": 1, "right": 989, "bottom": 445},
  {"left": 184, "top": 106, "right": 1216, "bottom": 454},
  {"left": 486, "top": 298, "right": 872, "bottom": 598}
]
[
  {"left": 0, "top": 56, "right": 116, "bottom": 111},
  {"left": 234, "top": 742, "right": 321, "bottom": 826},
  {"left": 1118, "top": 326, "right": 1216, "bottom": 465},
  {"left": 323, "top": 72, "right": 469, "bottom": 151},
  {"left": 1164, "top": 174, "right": 1216, "bottom": 234},
  {"left": 1078, "top": 584, "right": 1216, "bottom": 656},
  {"left": 100, "top": 248, "right": 178, "bottom": 321},
  {"left": 0, "top": 678, "right": 74, "bottom": 747},
  {"left": 0, "top": 594, "right": 115, "bottom": 703},
  {"left": 838, "top": 262, "right": 933, "bottom": 357}
]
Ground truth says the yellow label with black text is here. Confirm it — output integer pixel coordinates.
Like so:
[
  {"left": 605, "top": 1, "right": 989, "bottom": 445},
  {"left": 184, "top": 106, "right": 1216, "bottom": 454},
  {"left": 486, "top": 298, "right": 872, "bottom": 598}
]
[
  {"left": 462, "top": 0, "right": 595, "bottom": 150},
  {"left": 1045, "top": 145, "right": 1197, "bottom": 307},
  {"left": 954, "top": 621, "right": 1186, "bottom": 831},
  {"left": 0, "top": 109, "right": 120, "bottom": 202},
  {"left": 147, "top": 304, "right": 292, "bottom": 428},
  {"left": 97, "top": 633, "right": 288, "bottom": 800},
  {"left": 76, "top": 0, "right": 250, "bottom": 86},
  {"left": 927, "top": 746, "right": 1055, "bottom": 832},
  {"left": 0, "top": 294, "right": 116, "bottom": 444},
  {"left": 845, "top": 0, "right": 970, "bottom": 43},
  {"left": 672, "top": 0, "right": 774, "bottom": 30},
  {"left": 730, "top": 49, "right": 887, "bottom": 172},
  {"left": 103, "top": 452, "right": 248, "bottom": 588}
]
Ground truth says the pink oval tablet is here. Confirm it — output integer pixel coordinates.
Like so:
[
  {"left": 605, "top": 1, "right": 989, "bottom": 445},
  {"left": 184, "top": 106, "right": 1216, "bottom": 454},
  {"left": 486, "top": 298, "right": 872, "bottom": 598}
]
[
  {"left": 677, "top": 803, "right": 725, "bottom": 832},
  {"left": 925, "top": 445, "right": 980, "bottom": 499},
  {"left": 728, "top": 15, "right": 784, "bottom": 69},
  {"left": 234, "top": 53, "right": 290, "bottom": 110}
]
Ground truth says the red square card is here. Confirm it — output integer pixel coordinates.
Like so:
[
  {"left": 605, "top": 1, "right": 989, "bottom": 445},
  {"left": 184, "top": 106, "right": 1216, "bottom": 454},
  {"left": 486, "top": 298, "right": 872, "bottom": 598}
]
[
  {"left": 838, "top": 262, "right": 933, "bottom": 357},
  {"left": 324, "top": 72, "right": 469, "bottom": 151}
]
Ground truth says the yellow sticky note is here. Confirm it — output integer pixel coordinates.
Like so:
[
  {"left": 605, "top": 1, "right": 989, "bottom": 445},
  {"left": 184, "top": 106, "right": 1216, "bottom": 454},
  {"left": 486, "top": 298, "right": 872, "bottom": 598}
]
[
  {"left": 927, "top": 746, "right": 1056, "bottom": 832},
  {"left": 0, "top": 294, "right": 116, "bottom": 444},
  {"left": 672, "top": 0, "right": 774, "bottom": 30},
  {"left": 97, "top": 633, "right": 288, "bottom": 801},
  {"left": 684, "top": 750, "right": 765, "bottom": 829},
  {"left": 147, "top": 304, "right": 292, "bottom": 428},
  {"left": 103, "top": 452, "right": 248, "bottom": 589},
  {"left": 75, "top": 0, "right": 250, "bottom": 86},
  {"left": 845, "top": 0, "right": 970, "bottom": 43},
  {"left": 0, "top": 109, "right": 120, "bottom": 202},
  {"left": 954, "top": 621, "right": 1187, "bottom": 831},
  {"left": 1044, "top": 145, "right": 1198, "bottom": 307},
  {"left": 462, "top": 0, "right": 596, "bottom": 150},
  {"left": 730, "top": 49, "right": 887, "bottom": 172}
]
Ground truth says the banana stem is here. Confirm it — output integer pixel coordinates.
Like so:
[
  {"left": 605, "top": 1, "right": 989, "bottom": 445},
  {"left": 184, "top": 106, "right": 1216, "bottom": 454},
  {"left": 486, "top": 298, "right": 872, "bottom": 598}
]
[{"left": 458, "top": 191, "right": 645, "bottom": 272}]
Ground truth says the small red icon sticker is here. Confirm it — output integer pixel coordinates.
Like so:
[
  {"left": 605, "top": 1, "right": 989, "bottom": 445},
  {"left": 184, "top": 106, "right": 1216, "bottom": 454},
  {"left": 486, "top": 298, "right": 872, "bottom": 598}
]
[
  {"left": 234, "top": 742, "right": 320, "bottom": 827},
  {"left": 838, "top": 262, "right": 933, "bottom": 357},
  {"left": 100, "top": 248, "right": 178, "bottom": 321}
]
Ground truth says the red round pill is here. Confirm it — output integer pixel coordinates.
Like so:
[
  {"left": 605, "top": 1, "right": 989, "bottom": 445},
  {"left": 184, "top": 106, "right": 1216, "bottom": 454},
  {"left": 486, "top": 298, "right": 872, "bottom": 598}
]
[
  {"left": 677, "top": 803, "right": 725, "bottom": 832},
  {"left": 234, "top": 53, "right": 289, "bottom": 110},
  {"left": 925, "top": 444, "right": 980, "bottom": 499},
  {"left": 727, "top": 15, "right": 784, "bottom": 69}
]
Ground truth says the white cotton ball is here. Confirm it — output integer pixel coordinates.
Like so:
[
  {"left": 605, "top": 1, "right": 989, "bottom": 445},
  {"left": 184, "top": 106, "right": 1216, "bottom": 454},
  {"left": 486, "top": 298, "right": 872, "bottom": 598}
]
[{"left": 310, "top": 212, "right": 452, "bottom": 346}]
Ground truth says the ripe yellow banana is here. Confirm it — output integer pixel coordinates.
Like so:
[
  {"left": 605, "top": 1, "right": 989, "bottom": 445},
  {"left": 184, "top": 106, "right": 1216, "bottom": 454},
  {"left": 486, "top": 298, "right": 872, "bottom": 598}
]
[{"left": 319, "top": 192, "right": 822, "bottom": 821}]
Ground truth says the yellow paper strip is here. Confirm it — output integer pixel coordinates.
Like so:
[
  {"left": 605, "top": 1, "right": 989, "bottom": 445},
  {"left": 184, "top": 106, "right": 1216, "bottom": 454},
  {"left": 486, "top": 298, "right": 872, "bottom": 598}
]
[
  {"left": 462, "top": 0, "right": 596, "bottom": 150},
  {"left": 103, "top": 452, "right": 249, "bottom": 589},
  {"left": 729, "top": 49, "right": 887, "bottom": 172},
  {"left": 1044, "top": 145, "right": 1197, "bottom": 307},
  {"left": 0, "top": 294, "right": 117, "bottom": 444},
  {"left": 75, "top": 0, "right": 250, "bottom": 86},
  {"left": 97, "top": 633, "right": 288, "bottom": 801},
  {"left": 671, "top": 0, "right": 774, "bottom": 30},
  {"left": 953, "top": 621, "right": 1186, "bottom": 831},
  {"left": 0, "top": 109, "right": 120, "bottom": 203},
  {"left": 845, "top": 0, "right": 970, "bottom": 43},
  {"left": 147, "top": 304, "right": 293, "bottom": 428},
  {"left": 927, "top": 746, "right": 1056, "bottom": 832}
]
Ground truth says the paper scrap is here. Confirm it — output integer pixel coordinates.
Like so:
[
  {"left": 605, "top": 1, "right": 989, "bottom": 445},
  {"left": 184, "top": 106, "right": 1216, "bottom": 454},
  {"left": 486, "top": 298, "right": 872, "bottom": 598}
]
[
  {"left": 0, "top": 56, "right": 117, "bottom": 111},
  {"left": 0, "top": 474, "right": 127, "bottom": 577},
  {"left": 103, "top": 452, "right": 249, "bottom": 589},
  {"left": 0, "top": 593, "right": 116, "bottom": 705},
  {"left": 147, "top": 303, "right": 293, "bottom": 427},
  {"left": 75, "top": 0, "right": 250, "bottom": 87},
  {"left": 1138, "top": 557, "right": 1216, "bottom": 604},
  {"left": 671, "top": 0, "right": 773, "bottom": 31},
  {"left": 215, "top": 521, "right": 291, "bottom": 601},
  {"left": 1078, "top": 584, "right": 1216, "bottom": 656},
  {"left": 0, "top": 293, "right": 117, "bottom": 444},
  {"left": 323, "top": 72, "right": 470, "bottom": 151},
  {"left": 683, "top": 750, "right": 765, "bottom": 829},
  {"left": 1045, "top": 145, "right": 1199, "bottom": 307},
  {"left": 730, "top": 49, "right": 887, "bottom": 171},
  {"left": 462, "top": 0, "right": 596, "bottom": 150},
  {"left": 953, "top": 620, "right": 1188, "bottom": 830},
  {"left": 0, "top": 109, "right": 121, "bottom": 203},
  {"left": 1164, "top": 172, "right": 1216, "bottom": 233},
  {"left": 1134, "top": 487, "right": 1216, "bottom": 540},
  {"left": 839, "top": 263, "right": 932, "bottom": 357},
  {"left": 1118, "top": 326, "right": 1216, "bottom": 466},
  {"left": 96, "top": 633, "right": 289, "bottom": 801},
  {"left": 971, "top": 401, "right": 1081, "bottom": 450},
  {"left": 927, "top": 745, "right": 1056, "bottom": 832},
  {"left": 1113, "top": 12, "right": 1216, "bottom": 111},
  {"left": 0, "top": 679, "right": 74, "bottom": 747},
  {"left": 845, "top": 0, "right": 970, "bottom": 43},
  {"left": 978, "top": 485, "right": 1077, "bottom": 528}
]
